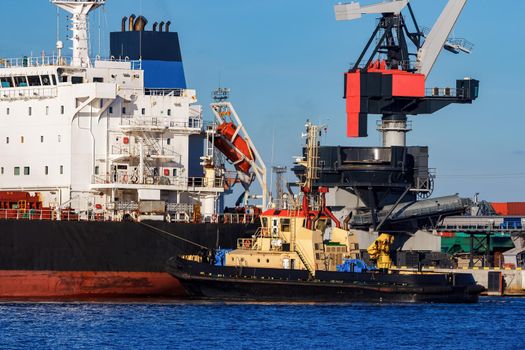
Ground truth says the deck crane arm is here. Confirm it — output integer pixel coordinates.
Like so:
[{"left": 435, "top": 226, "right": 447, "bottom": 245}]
[{"left": 416, "top": 0, "right": 468, "bottom": 78}]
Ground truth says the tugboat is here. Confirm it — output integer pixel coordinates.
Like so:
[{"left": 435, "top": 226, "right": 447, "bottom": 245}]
[{"left": 167, "top": 123, "right": 485, "bottom": 303}]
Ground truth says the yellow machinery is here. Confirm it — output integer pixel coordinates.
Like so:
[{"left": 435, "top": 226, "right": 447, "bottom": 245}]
[{"left": 367, "top": 233, "right": 395, "bottom": 269}]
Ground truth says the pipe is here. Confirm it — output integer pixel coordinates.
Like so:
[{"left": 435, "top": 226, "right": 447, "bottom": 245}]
[
  {"left": 159, "top": 21, "right": 165, "bottom": 32},
  {"left": 121, "top": 17, "right": 128, "bottom": 32},
  {"left": 134, "top": 16, "right": 148, "bottom": 31},
  {"left": 128, "top": 14, "right": 136, "bottom": 32},
  {"left": 152, "top": 22, "right": 158, "bottom": 32},
  {"left": 165, "top": 21, "right": 171, "bottom": 32}
]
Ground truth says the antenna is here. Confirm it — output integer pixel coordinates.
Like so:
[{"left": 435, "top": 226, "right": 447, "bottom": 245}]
[{"left": 52, "top": 0, "right": 106, "bottom": 67}]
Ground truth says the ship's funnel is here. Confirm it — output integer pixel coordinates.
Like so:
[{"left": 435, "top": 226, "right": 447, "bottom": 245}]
[
  {"left": 129, "top": 14, "right": 136, "bottom": 31},
  {"left": 121, "top": 16, "right": 128, "bottom": 32},
  {"left": 159, "top": 21, "right": 165, "bottom": 32},
  {"left": 165, "top": 21, "right": 171, "bottom": 32},
  {"left": 134, "top": 16, "right": 148, "bottom": 31},
  {"left": 152, "top": 22, "right": 158, "bottom": 32}
]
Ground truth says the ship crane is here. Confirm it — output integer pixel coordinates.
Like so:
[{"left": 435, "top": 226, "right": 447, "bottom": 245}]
[
  {"left": 208, "top": 89, "right": 269, "bottom": 209},
  {"left": 335, "top": 0, "right": 479, "bottom": 141}
]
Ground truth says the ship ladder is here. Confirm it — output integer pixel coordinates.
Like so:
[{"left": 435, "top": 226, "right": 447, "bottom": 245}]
[
  {"left": 295, "top": 245, "right": 315, "bottom": 278},
  {"left": 289, "top": 217, "right": 315, "bottom": 277}
]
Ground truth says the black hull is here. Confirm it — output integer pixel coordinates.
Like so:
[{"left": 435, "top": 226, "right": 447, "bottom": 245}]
[
  {"left": 0, "top": 220, "right": 258, "bottom": 272},
  {"left": 168, "top": 259, "right": 484, "bottom": 304}
]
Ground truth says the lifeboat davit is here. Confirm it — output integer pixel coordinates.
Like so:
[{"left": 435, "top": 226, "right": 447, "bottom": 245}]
[{"left": 214, "top": 122, "right": 255, "bottom": 175}]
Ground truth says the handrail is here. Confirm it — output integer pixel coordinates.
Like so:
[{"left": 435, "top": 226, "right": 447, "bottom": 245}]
[{"left": 0, "top": 55, "right": 139, "bottom": 69}]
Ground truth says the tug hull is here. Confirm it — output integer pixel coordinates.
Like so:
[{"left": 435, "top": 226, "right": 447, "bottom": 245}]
[{"left": 168, "top": 258, "right": 484, "bottom": 304}]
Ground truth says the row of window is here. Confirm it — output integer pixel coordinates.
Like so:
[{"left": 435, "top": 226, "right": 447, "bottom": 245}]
[
  {"left": 1, "top": 105, "right": 65, "bottom": 117},
  {"left": 5, "top": 135, "right": 61, "bottom": 144},
  {"left": 0, "top": 74, "right": 57, "bottom": 88},
  {"left": 0, "top": 166, "right": 64, "bottom": 176}
]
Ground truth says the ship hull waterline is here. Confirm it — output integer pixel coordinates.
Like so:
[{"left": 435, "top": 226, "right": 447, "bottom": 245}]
[
  {"left": 168, "top": 260, "right": 484, "bottom": 304},
  {"left": 0, "top": 270, "right": 184, "bottom": 299}
]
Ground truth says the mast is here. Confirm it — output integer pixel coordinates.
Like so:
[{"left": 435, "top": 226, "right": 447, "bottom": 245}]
[{"left": 52, "top": 0, "right": 106, "bottom": 67}]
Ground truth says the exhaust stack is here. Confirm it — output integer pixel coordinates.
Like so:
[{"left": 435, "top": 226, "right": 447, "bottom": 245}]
[{"left": 128, "top": 14, "right": 136, "bottom": 31}]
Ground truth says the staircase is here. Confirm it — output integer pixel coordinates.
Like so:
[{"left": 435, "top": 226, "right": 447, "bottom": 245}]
[{"left": 288, "top": 214, "right": 315, "bottom": 277}]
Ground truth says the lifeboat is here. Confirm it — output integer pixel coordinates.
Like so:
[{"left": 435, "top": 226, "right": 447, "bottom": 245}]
[{"left": 214, "top": 122, "right": 255, "bottom": 175}]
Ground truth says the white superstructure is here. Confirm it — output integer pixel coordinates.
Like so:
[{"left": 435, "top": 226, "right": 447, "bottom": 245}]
[{"left": 0, "top": 0, "right": 224, "bottom": 222}]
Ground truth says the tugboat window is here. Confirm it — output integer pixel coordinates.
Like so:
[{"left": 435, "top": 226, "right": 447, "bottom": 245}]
[
  {"left": 14, "top": 167, "right": 20, "bottom": 176},
  {"left": 281, "top": 219, "right": 291, "bottom": 232}
]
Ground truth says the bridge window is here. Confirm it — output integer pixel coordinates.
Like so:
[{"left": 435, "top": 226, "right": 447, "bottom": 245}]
[
  {"left": 23, "top": 167, "right": 30, "bottom": 176},
  {"left": 141, "top": 108, "right": 146, "bottom": 115},
  {"left": 93, "top": 77, "right": 104, "bottom": 83},
  {"left": 60, "top": 165, "right": 64, "bottom": 175},
  {"left": 45, "top": 166, "right": 48, "bottom": 175},
  {"left": 28, "top": 107, "right": 32, "bottom": 116},
  {"left": 6, "top": 108, "right": 9, "bottom": 115},
  {"left": 40, "top": 136, "right": 44, "bottom": 143},
  {"left": 46, "top": 106, "right": 49, "bottom": 116},
  {"left": 6, "top": 137, "right": 9, "bottom": 144},
  {"left": 1, "top": 77, "right": 13, "bottom": 88},
  {"left": 14, "top": 167, "right": 20, "bottom": 176},
  {"left": 109, "top": 107, "right": 113, "bottom": 114},
  {"left": 167, "top": 138, "right": 171, "bottom": 145},
  {"left": 1, "top": 167, "right": 3, "bottom": 175},
  {"left": 41, "top": 75, "right": 51, "bottom": 86},
  {"left": 20, "top": 136, "right": 24, "bottom": 143},
  {"left": 60, "top": 105, "right": 65, "bottom": 115},
  {"left": 27, "top": 76, "right": 41, "bottom": 86},
  {"left": 71, "top": 76, "right": 83, "bottom": 84},
  {"left": 167, "top": 109, "right": 172, "bottom": 116},
  {"left": 14, "top": 76, "right": 28, "bottom": 87}
]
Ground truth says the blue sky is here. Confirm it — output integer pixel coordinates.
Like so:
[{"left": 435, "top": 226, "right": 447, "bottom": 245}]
[{"left": 2, "top": 0, "right": 524, "bottom": 202}]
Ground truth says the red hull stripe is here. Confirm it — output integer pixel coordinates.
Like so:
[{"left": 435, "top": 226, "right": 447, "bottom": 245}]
[{"left": 0, "top": 271, "right": 184, "bottom": 298}]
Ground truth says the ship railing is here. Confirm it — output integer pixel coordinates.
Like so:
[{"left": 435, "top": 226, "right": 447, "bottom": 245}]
[
  {"left": 91, "top": 174, "right": 224, "bottom": 189},
  {"left": 425, "top": 87, "right": 463, "bottom": 98},
  {"left": 0, "top": 55, "right": 140, "bottom": 69},
  {"left": 145, "top": 88, "right": 185, "bottom": 97},
  {"left": 218, "top": 213, "right": 258, "bottom": 224},
  {"left": 0, "top": 208, "right": 119, "bottom": 222},
  {"left": 237, "top": 238, "right": 255, "bottom": 250},
  {"left": 119, "top": 116, "right": 203, "bottom": 130},
  {"left": 0, "top": 86, "right": 58, "bottom": 100},
  {"left": 110, "top": 143, "right": 182, "bottom": 161}
]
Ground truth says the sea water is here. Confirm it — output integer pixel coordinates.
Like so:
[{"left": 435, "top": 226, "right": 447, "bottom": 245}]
[{"left": 0, "top": 297, "right": 523, "bottom": 350}]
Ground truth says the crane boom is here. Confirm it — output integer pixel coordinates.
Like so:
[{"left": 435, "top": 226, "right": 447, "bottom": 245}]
[{"left": 416, "top": 0, "right": 468, "bottom": 78}]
